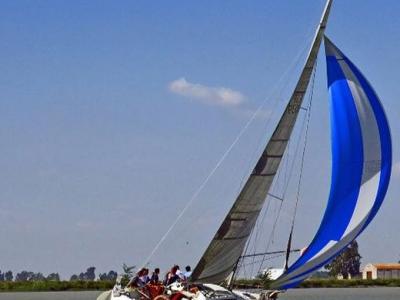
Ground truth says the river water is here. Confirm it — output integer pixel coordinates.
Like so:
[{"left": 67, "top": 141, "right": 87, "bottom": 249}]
[{"left": 0, "top": 288, "right": 399, "bottom": 300}]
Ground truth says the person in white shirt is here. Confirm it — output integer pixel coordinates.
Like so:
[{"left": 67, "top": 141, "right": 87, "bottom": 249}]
[{"left": 183, "top": 266, "right": 192, "bottom": 280}]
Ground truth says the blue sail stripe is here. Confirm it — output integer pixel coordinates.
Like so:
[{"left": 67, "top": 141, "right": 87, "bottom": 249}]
[
  {"left": 279, "top": 214, "right": 373, "bottom": 287},
  {"left": 283, "top": 55, "right": 364, "bottom": 274},
  {"left": 279, "top": 246, "right": 351, "bottom": 288},
  {"left": 272, "top": 55, "right": 366, "bottom": 286},
  {"left": 272, "top": 37, "right": 392, "bottom": 290}
]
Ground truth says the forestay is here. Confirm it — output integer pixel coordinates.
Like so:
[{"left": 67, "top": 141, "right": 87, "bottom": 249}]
[
  {"left": 272, "top": 37, "right": 392, "bottom": 289},
  {"left": 191, "top": 0, "right": 333, "bottom": 284}
]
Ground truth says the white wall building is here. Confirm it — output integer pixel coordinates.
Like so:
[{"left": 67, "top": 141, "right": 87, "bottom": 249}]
[{"left": 362, "top": 263, "right": 400, "bottom": 280}]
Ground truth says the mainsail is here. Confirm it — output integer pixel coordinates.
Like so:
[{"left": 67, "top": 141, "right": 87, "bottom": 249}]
[
  {"left": 191, "top": 0, "right": 333, "bottom": 284},
  {"left": 272, "top": 37, "right": 392, "bottom": 289}
]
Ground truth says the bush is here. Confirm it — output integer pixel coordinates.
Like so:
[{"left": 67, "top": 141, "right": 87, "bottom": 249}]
[
  {"left": 0, "top": 280, "right": 115, "bottom": 292},
  {"left": 299, "top": 278, "right": 400, "bottom": 288}
]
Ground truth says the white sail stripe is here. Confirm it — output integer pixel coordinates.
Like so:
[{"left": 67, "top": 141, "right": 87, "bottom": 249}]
[
  {"left": 338, "top": 61, "right": 382, "bottom": 170},
  {"left": 308, "top": 240, "right": 337, "bottom": 261},
  {"left": 343, "top": 172, "right": 380, "bottom": 236},
  {"left": 274, "top": 194, "right": 378, "bottom": 286},
  {"left": 274, "top": 42, "right": 384, "bottom": 287},
  {"left": 280, "top": 172, "right": 379, "bottom": 283},
  {"left": 337, "top": 58, "right": 381, "bottom": 236},
  {"left": 329, "top": 40, "right": 381, "bottom": 172}
]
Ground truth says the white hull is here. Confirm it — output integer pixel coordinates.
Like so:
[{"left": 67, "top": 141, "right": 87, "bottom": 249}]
[
  {"left": 96, "top": 290, "right": 132, "bottom": 300},
  {"left": 97, "top": 283, "right": 276, "bottom": 300},
  {"left": 110, "top": 293, "right": 132, "bottom": 300}
]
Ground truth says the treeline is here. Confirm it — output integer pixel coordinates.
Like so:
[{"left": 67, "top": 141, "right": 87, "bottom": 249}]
[
  {"left": 0, "top": 267, "right": 117, "bottom": 283},
  {"left": 0, "top": 280, "right": 114, "bottom": 292},
  {"left": 0, "top": 270, "right": 59, "bottom": 282},
  {"left": 69, "top": 267, "right": 117, "bottom": 282}
]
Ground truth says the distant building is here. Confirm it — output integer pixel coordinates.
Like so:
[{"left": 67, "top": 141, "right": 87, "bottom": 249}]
[
  {"left": 336, "top": 273, "right": 352, "bottom": 280},
  {"left": 362, "top": 263, "right": 400, "bottom": 280}
]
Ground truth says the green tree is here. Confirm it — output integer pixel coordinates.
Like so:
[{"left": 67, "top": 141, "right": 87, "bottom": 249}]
[
  {"left": 85, "top": 267, "right": 96, "bottom": 281},
  {"left": 47, "top": 273, "right": 60, "bottom": 281},
  {"left": 325, "top": 240, "right": 361, "bottom": 279},
  {"left": 70, "top": 274, "right": 79, "bottom": 281},
  {"left": 15, "top": 271, "right": 34, "bottom": 281},
  {"left": 121, "top": 263, "right": 135, "bottom": 285},
  {"left": 256, "top": 272, "right": 272, "bottom": 289},
  {"left": 15, "top": 271, "right": 46, "bottom": 281},
  {"left": 31, "top": 272, "right": 45, "bottom": 281},
  {"left": 107, "top": 270, "right": 118, "bottom": 281},
  {"left": 77, "top": 267, "right": 96, "bottom": 281},
  {"left": 99, "top": 271, "right": 118, "bottom": 281},
  {"left": 4, "top": 271, "right": 13, "bottom": 282}
]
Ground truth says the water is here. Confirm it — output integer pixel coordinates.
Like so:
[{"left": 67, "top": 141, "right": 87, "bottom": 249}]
[
  {"left": 0, "top": 288, "right": 399, "bottom": 300},
  {"left": 0, "top": 291, "right": 101, "bottom": 300}
]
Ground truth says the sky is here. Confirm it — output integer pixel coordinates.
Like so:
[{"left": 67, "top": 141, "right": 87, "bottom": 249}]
[{"left": 0, "top": 0, "right": 399, "bottom": 279}]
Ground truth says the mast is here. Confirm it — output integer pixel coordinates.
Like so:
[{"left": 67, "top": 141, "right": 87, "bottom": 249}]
[
  {"left": 283, "top": 229, "right": 293, "bottom": 271},
  {"left": 191, "top": 0, "right": 333, "bottom": 284}
]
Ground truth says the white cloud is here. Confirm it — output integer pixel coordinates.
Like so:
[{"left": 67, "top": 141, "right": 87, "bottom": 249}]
[{"left": 168, "top": 77, "right": 245, "bottom": 107}]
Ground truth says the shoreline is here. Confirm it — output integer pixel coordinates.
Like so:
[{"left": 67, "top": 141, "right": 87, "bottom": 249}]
[
  {"left": 0, "top": 281, "right": 114, "bottom": 293},
  {"left": 233, "top": 278, "right": 400, "bottom": 290},
  {"left": 1, "top": 279, "right": 400, "bottom": 292}
]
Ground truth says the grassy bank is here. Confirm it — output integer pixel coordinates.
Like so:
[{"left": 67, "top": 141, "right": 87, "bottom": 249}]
[
  {"left": 0, "top": 280, "right": 114, "bottom": 292},
  {"left": 2, "top": 278, "right": 400, "bottom": 292},
  {"left": 233, "top": 278, "right": 400, "bottom": 289},
  {"left": 299, "top": 278, "right": 400, "bottom": 288}
]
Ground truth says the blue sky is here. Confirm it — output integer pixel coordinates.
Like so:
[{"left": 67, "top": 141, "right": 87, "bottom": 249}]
[{"left": 0, "top": 0, "right": 399, "bottom": 279}]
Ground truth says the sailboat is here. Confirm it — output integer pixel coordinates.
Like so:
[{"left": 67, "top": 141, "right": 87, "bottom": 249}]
[{"left": 99, "top": 0, "right": 392, "bottom": 299}]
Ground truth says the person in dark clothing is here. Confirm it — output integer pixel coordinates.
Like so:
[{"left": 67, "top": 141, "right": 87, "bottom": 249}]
[
  {"left": 141, "top": 268, "right": 150, "bottom": 284},
  {"left": 136, "top": 268, "right": 147, "bottom": 287},
  {"left": 165, "top": 265, "right": 180, "bottom": 285},
  {"left": 150, "top": 268, "right": 160, "bottom": 284}
]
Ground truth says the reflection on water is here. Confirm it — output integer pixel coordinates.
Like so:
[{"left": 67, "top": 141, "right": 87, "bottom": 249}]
[{"left": 0, "top": 288, "right": 399, "bottom": 300}]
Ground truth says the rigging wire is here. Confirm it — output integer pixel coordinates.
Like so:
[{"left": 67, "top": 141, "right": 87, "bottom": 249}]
[
  {"left": 233, "top": 37, "right": 317, "bottom": 279},
  {"left": 256, "top": 62, "right": 318, "bottom": 274},
  {"left": 142, "top": 31, "right": 316, "bottom": 268},
  {"left": 255, "top": 108, "right": 309, "bottom": 273},
  {"left": 246, "top": 141, "right": 291, "bottom": 277},
  {"left": 288, "top": 59, "right": 318, "bottom": 243},
  {"left": 239, "top": 253, "right": 286, "bottom": 269},
  {"left": 240, "top": 68, "right": 316, "bottom": 278},
  {"left": 280, "top": 59, "right": 318, "bottom": 273}
]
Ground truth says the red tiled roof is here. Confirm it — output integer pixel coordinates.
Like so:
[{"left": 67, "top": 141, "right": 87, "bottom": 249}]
[{"left": 373, "top": 264, "right": 400, "bottom": 270}]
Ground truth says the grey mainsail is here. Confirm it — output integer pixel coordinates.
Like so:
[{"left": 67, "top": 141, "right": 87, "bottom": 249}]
[{"left": 191, "top": 0, "right": 333, "bottom": 284}]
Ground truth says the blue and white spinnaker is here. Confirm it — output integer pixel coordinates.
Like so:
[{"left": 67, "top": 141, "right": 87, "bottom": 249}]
[{"left": 273, "top": 36, "right": 392, "bottom": 289}]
